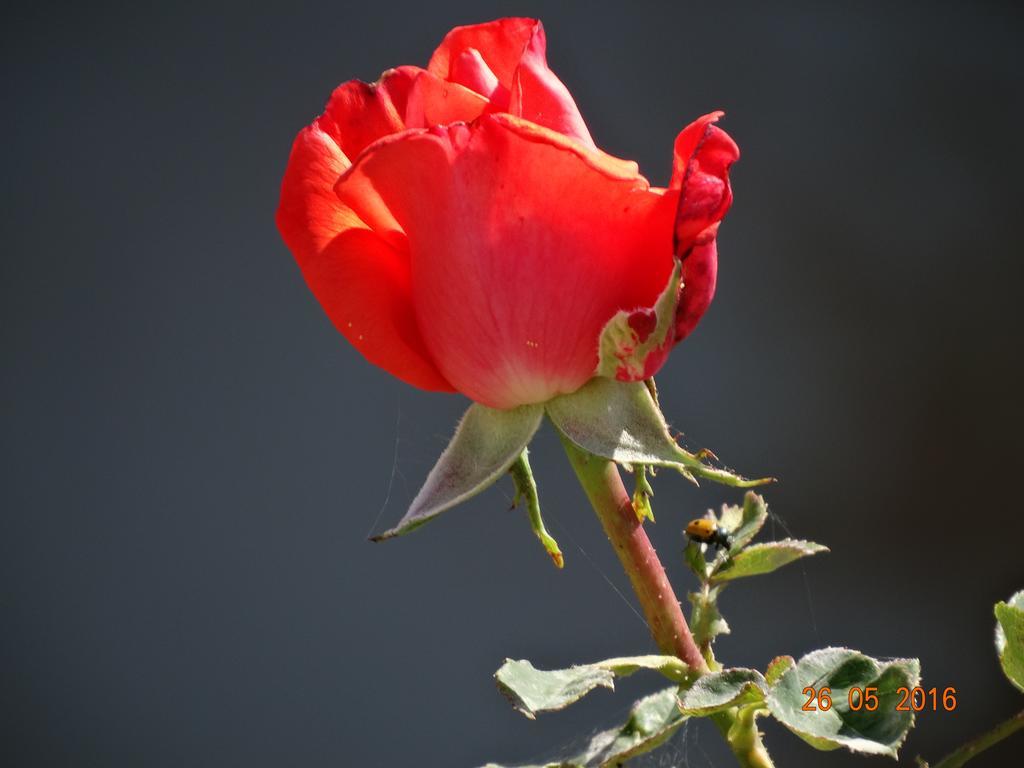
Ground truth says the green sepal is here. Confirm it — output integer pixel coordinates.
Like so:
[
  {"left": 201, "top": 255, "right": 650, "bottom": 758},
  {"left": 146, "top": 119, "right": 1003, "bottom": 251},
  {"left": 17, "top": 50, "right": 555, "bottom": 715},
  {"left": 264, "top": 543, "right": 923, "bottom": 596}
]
[
  {"left": 995, "top": 589, "right": 1024, "bottom": 692},
  {"left": 678, "top": 668, "right": 767, "bottom": 716},
  {"left": 766, "top": 647, "right": 921, "bottom": 757},
  {"left": 483, "top": 686, "right": 686, "bottom": 768},
  {"left": 509, "top": 449, "right": 563, "bottom": 568},
  {"left": 710, "top": 539, "right": 828, "bottom": 584},
  {"left": 371, "top": 402, "right": 542, "bottom": 540},
  {"left": 546, "top": 378, "right": 772, "bottom": 488}
]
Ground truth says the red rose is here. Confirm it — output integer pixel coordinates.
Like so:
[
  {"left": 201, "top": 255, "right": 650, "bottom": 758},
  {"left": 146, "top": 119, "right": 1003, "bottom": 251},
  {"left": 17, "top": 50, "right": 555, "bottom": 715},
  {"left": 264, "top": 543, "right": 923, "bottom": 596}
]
[{"left": 277, "top": 17, "right": 737, "bottom": 409}]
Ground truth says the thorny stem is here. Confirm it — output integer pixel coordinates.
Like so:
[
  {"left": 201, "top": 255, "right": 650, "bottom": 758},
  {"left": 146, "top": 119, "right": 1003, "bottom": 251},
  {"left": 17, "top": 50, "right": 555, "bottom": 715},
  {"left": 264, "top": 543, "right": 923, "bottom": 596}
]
[
  {"left": 925, "top": 709, "right": 1024, "bottom": 768},
  {"left": 559, "top": 434, "right": 707, "bottom": 671},
  {"left": 561, "top": 434, "right": 776, "bottom": 767}
]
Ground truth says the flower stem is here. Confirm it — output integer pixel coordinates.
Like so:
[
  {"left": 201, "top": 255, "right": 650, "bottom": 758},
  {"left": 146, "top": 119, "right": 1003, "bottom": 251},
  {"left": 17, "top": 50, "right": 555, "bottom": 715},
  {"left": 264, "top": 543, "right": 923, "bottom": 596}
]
[
  {"left": 927, "top": 709, "right": 1024, "bottom": 768},
  {"left": 559, "top": 435, "right": 707, "bottom": 672},
  {"left": 561, "top": 434, "right": 777, "bottom": 767}
]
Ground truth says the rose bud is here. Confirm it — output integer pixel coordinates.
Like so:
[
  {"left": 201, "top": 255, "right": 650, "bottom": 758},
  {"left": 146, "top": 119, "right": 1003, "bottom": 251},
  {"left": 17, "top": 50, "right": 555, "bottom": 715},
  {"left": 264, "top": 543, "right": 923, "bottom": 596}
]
[{"left": 277, "top": 17, "right": 737, "bottom": 410}]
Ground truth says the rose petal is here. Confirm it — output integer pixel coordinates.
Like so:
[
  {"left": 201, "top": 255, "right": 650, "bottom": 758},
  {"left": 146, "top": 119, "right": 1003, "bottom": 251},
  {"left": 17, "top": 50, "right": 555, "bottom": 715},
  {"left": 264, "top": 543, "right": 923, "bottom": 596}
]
[
  {"left": 428, "top": 17, "right": 594, "bottom": 147},
  {"left": 675, "top": 238, "right": 718, "bottom": 342},
  {"left": 449, "top": 47, "right": 504, "bottom": 102},
  {"left": 318, "top": 66, "right": 420, "bottom": 162},
  {"left": 403, "top": 70, "right": 490, "bottom": 129},
  {"left": 507, "top": 22, "right": 594, "bottom": 147},
  {"left": 277, "top": 124, "right": 359, "bottom": 260},
  {"left": 429, "top": 17, "right": 539, "bottom": 87},
  {"left": 669, "top": 112, "right": 739, "bottom": 342},
  {"left": 670, "top": 111, "right": 739, "bottom": 254},
  {"left": 276, "top": 117, "right": 452, "bottom": 392},
  {"left": 337, "top": 115, "right": 676, "bottom": 408}
]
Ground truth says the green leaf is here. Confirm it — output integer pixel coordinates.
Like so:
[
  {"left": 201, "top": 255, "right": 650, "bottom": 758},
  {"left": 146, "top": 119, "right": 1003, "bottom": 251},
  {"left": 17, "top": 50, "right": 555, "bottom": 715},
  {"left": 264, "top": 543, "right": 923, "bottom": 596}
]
[
  {"left": 371, "top": 403, "right": 543, "bottom": 540},
  {"left": 765, "top": 656, "right": 795, "bottom": 686},
  {"left": 995, "top": 589, "right": 1024, "bottom": 693},
  {"left": 495, "top": 656, "right": 690, "bottom": 719},
  {"left": 483, "top": 686, "right": 687, "bottom": 768},
  {"left": 679, "top": 668, "right": 767, "bottom": 715},
  {"left": 766, "top": 647, "right": 921, "bottom": 757},
  {"left": 717, "top": 492, "right": 769, "bottom": 552},
  {"left": 595, "top": 655, "right": 692, "bottom": 683},
  {"left": 710, "top": 539, "right": 828, "bottom": 584},
  {"left": 580, "top": 687, "right": 686, "bottom": 766},
  {"left": 683, "top": 540, "right": 710, "bottom": 580},
  {"left": 596, "top": 260, "right": 681, "bottom": 381},
  {"left": 496, "top": 659, "right": 613, "bottom": 719},
  {"left": 546, "top": 378, "right": 772, "bottom": 487},
  {"left": 688, "top": 587, "right": 730, "bottom": 646}
]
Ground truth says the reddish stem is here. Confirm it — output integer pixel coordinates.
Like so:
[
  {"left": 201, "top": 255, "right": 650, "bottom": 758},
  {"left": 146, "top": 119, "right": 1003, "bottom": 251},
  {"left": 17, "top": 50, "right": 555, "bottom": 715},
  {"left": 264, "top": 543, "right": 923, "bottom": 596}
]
[{"left": 561, "top": 436, "right": 707, "bottom": 672}]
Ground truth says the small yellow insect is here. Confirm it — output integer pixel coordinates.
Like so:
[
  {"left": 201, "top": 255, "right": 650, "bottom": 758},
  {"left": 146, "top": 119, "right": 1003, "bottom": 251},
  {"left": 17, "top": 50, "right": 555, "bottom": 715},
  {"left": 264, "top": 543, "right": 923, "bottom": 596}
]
[{"left": 685, "top": 518, "right": 733, "bottom": 552}]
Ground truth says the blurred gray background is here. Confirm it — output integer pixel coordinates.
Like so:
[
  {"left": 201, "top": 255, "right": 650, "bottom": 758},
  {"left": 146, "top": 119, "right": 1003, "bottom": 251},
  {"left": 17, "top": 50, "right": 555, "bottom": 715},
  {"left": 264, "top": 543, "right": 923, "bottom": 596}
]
[{"left": 3, "top": 1, "right": 1023, "bottom": 766}]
